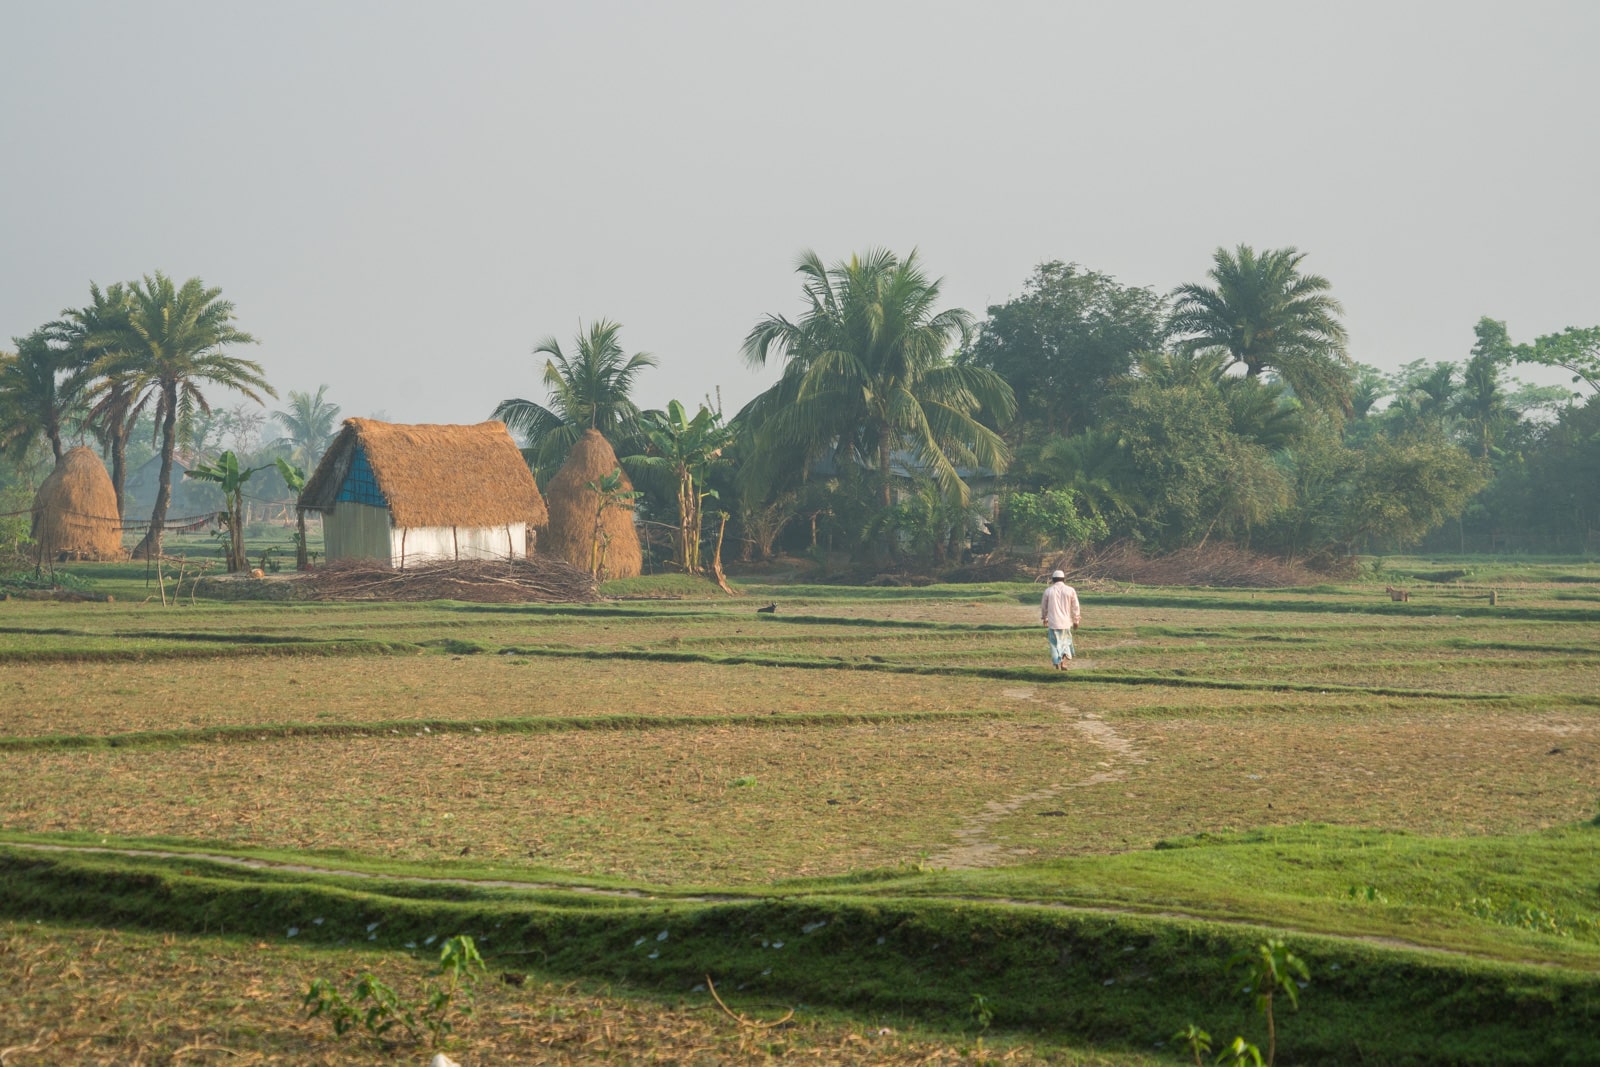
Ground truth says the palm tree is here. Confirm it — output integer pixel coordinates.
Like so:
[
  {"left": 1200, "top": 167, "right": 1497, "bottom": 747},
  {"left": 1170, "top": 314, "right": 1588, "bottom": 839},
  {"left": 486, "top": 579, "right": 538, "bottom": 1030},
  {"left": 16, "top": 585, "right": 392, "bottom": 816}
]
[
  {"left": 0, "top": 328, "right": 83, "bottom": 463},
  {"left": 1036, "top": 428, "right": 1146, "bottom": 526},
  {"left": 741, "top": 249, "right": 1014, "bottom": 509},
  {"left": 94, "top": 273, "right": 274, "bottom": 559},
  {"left": 272, "top": 385, "right": 342, "bottom": 468},
  {"left": 56, "top": 282, "right": 141, "bottom": 516},
  {"left": 1169, "top": 245, "right": 1352, "bottom": 412},
  {"left": 492, "top": 320, "right": 657, "bottom": 474},
  {"left": 1453, "top": 355, "right": 1512, "bottom": 459}
]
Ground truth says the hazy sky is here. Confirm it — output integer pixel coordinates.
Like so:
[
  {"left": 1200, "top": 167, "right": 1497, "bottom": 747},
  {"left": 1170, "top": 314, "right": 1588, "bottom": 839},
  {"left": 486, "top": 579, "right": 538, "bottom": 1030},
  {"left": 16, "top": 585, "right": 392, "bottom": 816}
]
[{"left": 3, "top": 1, "right": 1596, "bottom": 433}]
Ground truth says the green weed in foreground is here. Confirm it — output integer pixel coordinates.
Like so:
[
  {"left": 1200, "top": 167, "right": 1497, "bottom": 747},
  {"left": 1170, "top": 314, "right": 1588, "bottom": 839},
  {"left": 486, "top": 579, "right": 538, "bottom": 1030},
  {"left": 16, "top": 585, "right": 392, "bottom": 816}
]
[{"left": 304, "top": 934, "right": 486, "bottom": 1048}]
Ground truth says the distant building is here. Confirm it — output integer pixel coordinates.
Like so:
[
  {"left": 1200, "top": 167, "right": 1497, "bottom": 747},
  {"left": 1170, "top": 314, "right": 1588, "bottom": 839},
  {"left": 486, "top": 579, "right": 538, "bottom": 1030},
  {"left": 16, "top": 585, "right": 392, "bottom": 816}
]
[
  {"left": 123, "top": 451, "right": 222, "bottom": 519},
  {"left": 297, "top": 419, "right": 549, "bottom": 568}
]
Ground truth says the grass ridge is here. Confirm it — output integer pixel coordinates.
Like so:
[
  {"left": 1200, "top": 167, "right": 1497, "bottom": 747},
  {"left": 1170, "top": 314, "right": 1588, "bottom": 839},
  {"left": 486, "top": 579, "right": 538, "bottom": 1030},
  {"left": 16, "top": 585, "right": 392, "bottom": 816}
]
[
  {"left": 3, "top": 846, "right": 1597, "bottom": 1065},
  {"left": 0, "top": 707, "right": 1013, "bottom": 752}
]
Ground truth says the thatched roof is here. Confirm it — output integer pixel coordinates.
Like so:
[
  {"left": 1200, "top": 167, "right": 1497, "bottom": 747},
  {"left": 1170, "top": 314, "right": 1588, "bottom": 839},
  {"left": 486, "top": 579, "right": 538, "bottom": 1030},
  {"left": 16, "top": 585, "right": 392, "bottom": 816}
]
[
  {"left": 31, "top": 447, "right": 124, "bottom": 561},
  {"left": 299, "top": 419, "right": 548, "bottom": 529},
  {"left": 543, "top": 429, "right": 643, "bottom": 579}
]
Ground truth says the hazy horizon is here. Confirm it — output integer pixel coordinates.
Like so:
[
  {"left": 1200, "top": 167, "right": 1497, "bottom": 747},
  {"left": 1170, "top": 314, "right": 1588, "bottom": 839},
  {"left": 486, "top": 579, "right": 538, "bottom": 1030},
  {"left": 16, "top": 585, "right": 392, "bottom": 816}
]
[{"left": 3, "top": 1, "right": 1596, "bottom": 432}]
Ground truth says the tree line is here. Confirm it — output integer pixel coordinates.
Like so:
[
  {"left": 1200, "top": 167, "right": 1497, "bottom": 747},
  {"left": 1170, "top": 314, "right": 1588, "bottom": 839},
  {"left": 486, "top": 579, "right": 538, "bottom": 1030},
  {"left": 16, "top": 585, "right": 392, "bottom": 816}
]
[{"left": 4, "top": 249, "right": 1598, "bottom": 576}]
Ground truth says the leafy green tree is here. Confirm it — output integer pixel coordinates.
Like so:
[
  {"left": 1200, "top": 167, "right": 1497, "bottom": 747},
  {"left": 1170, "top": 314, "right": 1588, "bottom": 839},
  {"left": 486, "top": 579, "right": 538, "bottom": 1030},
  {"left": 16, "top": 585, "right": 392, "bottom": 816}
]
[
  {"left": 863, "top": 478, "right": 992, "bottom": 566},
  {"left": 1034, "top": 428, "right": 1146, "bottom": 529},
  {"left": 272, "top": 385, "right": 342, "bottom": 468},
  {"left": 1106, "top": 350, "right": 1291, "bottom": 548},
  {"left": 741, "top": 249, "right": 1014, "bottom": 510},
  {"left": 185, "top": 450, "right": 271, "bottom": 572},
  {"left": 969, "top": 261, "right": 1168, "bottom": 436},
  {"left": 492, "top": 320, "right": 657, "bottom": 474},
  {"left": 0, "top": 328, "right": 83, "bottom": 462},
  {"left": 1001, "top": 487, "right": 1109, "bottom": 555},
  {"left": 92, "top": 273, "right": 274, "bottom": 559},
  {"left": 1516, "top": 324, "right": 1600, "bottom": 393},
  {"left": 624, "top": 399, "right": 734, "bottom": 574},
  {"left": 1169, "top": 245, "right": 1353, "bottom": 413},
  {"left": 1342, "top": 431, "right": 1488, "bottom": 551},
  {"left": 1259, "top": 413, "right": 1362, "bottom": 561}
]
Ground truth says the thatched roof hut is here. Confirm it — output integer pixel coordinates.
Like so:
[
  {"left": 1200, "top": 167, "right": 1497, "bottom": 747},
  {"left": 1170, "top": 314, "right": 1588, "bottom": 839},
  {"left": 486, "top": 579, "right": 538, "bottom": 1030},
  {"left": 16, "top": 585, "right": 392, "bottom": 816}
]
[
  {"left": 299, "top": 419, "right": 549, "bottom": 567},
  {"left": 543, "top": 429, "right": 643, "bottom": 579},
  {"left": 31, "top": 447, "right": 125, "bottom": 561}
]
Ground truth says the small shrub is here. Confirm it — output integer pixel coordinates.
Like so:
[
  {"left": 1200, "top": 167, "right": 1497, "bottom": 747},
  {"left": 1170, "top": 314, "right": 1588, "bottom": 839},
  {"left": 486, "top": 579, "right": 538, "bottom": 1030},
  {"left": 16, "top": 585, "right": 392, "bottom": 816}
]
[{"left": 303, "top": 935, "right": 485, "bottom": 1049}]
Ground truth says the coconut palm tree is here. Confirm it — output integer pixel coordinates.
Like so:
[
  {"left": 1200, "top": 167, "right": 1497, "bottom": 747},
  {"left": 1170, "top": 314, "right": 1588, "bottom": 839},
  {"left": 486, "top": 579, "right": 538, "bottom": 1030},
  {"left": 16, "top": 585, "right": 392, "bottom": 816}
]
[
  {"left": 741, "top": 249, "right": 1014, "bottom": 509},
  {"left": 1169, "top": 245, "right": 1352, "bottom": 413},
  {"left": 56, "top": 282, "right": 141, "bottom": 516},
  {"left": 0, "top": 328, "right": 84, "bottom": 463},
  {"left": 272, "top": 385, "right": 342, "bottom": 468},
  {"left": 492, "top": 320, "right": 657, "bottom": 474},
  {"left": 93, "top": 273, "right": 274, "bottom": 559}
]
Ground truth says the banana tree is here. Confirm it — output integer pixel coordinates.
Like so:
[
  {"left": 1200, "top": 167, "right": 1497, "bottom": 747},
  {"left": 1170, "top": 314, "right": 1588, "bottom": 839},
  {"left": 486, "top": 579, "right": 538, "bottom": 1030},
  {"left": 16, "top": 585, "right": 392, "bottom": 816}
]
[
  {"left": 626, "top": 400, "right": 733, "bottom": 574},
  {"left": 584, "top": 468, "right": 641, "bottom": 580},
  {"left": 275, "top": 457, "right": 310, "bottom": 570},
  {"left": 185, "top": 450, "right": 271, "bottom": 572}
]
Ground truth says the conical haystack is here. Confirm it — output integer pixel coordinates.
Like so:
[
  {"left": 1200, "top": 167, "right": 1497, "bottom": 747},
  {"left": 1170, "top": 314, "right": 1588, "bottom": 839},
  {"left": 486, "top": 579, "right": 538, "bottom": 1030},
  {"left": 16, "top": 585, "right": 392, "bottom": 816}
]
[
  {"left": 31, "top": 447, "right": 125, "bottom": 561},
  {"left": 543, "top": 429, "right": 642, "bottom": 579}
]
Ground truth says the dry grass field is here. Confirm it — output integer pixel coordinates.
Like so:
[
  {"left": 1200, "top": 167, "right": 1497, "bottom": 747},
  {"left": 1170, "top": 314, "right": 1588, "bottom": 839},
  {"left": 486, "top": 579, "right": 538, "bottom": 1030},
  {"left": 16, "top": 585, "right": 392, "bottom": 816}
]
[
  {"left": 2, "top": 573, "right": 1598, "bottom": 1064},
  {"left": 1, "top": 584, "right": 1595, "bottom": 884}
]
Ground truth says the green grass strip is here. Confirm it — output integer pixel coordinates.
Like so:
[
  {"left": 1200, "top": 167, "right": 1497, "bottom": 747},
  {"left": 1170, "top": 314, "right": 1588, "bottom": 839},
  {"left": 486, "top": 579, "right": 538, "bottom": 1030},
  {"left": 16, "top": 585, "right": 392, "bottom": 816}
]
[
  {"left": 1065, "top": 593, "right": 1600, "bottom": 623},
  {"left": 497, "top": 644, "right": 1600, "bottom": 703},
  {"left": 1, "top": 846, "right": 1596, "bottom": 1065}
]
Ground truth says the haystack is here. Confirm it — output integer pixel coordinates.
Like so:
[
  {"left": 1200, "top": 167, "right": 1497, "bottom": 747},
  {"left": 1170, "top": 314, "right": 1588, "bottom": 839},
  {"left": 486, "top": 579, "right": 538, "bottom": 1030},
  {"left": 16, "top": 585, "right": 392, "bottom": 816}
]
[
  {"left": 31, "top": 447, "right": 125, "bottom": 561},
  {"left": 543, "top": 429, "right": 643, "bottom": 579}
]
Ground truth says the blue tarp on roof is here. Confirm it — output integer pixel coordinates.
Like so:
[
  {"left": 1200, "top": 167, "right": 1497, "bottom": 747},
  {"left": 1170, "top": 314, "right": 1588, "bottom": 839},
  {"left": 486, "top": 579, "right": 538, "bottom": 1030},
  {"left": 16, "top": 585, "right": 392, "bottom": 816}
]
[{"left": 336, "top": 444, "right": 388, "bottom": 508}]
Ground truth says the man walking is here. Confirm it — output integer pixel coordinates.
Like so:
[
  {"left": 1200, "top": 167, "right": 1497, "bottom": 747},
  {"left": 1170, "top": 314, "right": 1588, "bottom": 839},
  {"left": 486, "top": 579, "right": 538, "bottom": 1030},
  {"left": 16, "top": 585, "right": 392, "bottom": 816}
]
[{"left": 1040, "top": 569, "right": 1081, "bottom": 670}]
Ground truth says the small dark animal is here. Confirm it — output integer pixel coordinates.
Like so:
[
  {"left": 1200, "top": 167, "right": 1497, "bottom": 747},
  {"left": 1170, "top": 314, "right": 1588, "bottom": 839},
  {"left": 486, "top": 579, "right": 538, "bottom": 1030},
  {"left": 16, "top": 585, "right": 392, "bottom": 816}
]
[
  {"left": 757, "top": 602, "right": 777, "bottom": 614},
  {"left": 1385, "top": 585, "right": 1411, "bottom": 602}
]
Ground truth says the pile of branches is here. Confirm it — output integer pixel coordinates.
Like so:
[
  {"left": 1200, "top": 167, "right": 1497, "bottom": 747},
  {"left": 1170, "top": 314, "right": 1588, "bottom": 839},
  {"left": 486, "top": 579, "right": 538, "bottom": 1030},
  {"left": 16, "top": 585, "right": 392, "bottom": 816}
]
[
  {"left": 302, "top": 556, "right": 598, "bottom": 603},
  {"left": 1054, "top": 541, "right": 1316, "bottom": 588}
]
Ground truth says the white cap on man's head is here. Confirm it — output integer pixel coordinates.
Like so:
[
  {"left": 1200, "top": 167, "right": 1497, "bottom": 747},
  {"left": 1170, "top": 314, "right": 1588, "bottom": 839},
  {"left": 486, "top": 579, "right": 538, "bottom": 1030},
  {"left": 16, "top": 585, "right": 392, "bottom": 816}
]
[{"left": 1050, "top": 570, "right": 1065, "bottom": 579}]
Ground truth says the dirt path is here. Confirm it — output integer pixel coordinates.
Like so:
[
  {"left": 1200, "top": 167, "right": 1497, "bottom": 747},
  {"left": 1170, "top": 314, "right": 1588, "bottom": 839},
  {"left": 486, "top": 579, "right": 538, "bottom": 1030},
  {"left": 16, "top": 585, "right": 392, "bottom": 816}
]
[{"left": 929, "top": 684, "right": 1147, "bottom": 869}]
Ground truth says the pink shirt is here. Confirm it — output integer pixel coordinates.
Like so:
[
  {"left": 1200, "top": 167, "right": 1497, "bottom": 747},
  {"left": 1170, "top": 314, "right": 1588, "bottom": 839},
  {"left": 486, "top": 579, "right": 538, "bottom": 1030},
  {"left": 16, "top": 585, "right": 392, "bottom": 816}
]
[{"left": 1041, "top": 582, "right": 1081, "bottom": 630}]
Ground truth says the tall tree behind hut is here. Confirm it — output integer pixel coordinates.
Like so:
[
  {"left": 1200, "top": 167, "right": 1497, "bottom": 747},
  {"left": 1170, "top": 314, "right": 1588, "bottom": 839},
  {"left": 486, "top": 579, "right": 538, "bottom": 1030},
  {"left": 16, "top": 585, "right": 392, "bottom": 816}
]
[
  {"left": 272, "top": 385, "right": 341, "bottom": 468},
  {"left": 91, "top": 273, "right": 275, "bottom": 560},
  {"left": 491, "top": 319, "right": 656, "bottom": 477},
  {"left": 56, "top": 282, "right": 139, "bottom": 517},
  {"left": 543, "top": 428, "right": 643, "bottom": 579},
  {"left": 740, "top": 249, "right": 1014, "bottom": 510}
]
